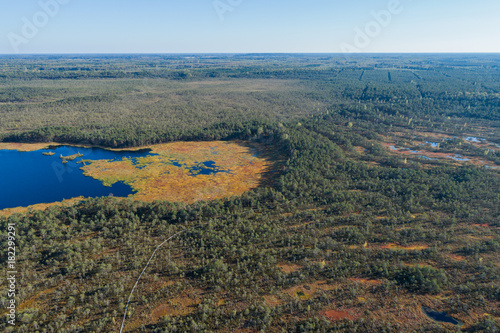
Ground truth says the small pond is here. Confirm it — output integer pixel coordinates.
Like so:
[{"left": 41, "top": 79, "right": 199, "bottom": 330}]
[
  {"left": 422, "top": 307, "right": 463, "bottom": 326},
  {"left": 170, "top": 160, "right": 232, "bottom": 176},
  {"left": 447, "top": 154, "right": 470, "bottom": 162}
]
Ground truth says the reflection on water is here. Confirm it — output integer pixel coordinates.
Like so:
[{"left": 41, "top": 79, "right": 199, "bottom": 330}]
[
  {"left": 463, "top": 136, "right": 485, "bottom": 143},
  {"left": 425, "top": 141, "right": 440, "bottom": 148},
  {"left": 447, "top": 154, "right": 470, "bottom": 162}
]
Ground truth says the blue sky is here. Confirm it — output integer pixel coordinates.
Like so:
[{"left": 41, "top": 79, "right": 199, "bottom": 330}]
[{"left": 0, "top": 0, "right": 499, "bottom": 54}]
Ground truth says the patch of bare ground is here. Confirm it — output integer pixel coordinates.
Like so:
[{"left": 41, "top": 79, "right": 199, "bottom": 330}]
[
  {"left": 277, "top": 263, "right": 302, "bottom": 274},
  {"left": 288, "top": 221, "right": 315, "bottom": 229},
  {"left": 472, "top": 223, "right": 492, "bottom": 228},
  {"left": 16, "top": 286, "right": 59, "bottom": 313},
  {"left": 283, "top": 281, "right": 338, "bottom": 300},
  {"left": 354, "top": 146, "right": 366, "bottom": 154},
  {"left": 449, "top": 254, "right": 466, "bottom": 261},
  {"left": 320, "top": 309, "right": 356, "bottom": 321},
  {"left": 150, "top": 294, "right": 201, "bottom": 321},
  {"left": 263, "top": 295, "right": 281, "bottom": 308},
  {"left": 350, "top": 278, "right": 383, "bottom": 285},
  {"left": 380, "top": 243, "right": 429, "bottom": 251},
  {"left": 403, "top": 262, "right": 435, "bottom": 268},
  {"left": 110, "top": 286, "right": 204, "bottom": 332}
]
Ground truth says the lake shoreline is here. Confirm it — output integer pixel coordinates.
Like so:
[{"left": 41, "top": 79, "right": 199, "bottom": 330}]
[{"left": 0, "top": 140, "right": 271, "bottom": 216}]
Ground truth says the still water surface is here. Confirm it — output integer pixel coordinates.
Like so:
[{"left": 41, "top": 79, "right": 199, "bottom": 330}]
[
  {"left": 0, "top": 146, "right": 152, "bottom": 210},
  {"left": 422, "top": 307, "right": 463, "bottom": 326}
]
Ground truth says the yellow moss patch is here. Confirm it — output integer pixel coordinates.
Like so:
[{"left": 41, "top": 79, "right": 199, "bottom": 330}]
[
  {"left": 404, "top": 262, "right": 434, "bottom": 268},
  {"left": 288, "top": 221, "right": 315, "bottom": 229},
  {"left": 354, "top": 146, "right": 366, "bottom": 154},
  {"left": 321, "top": 309, "right": 356, "bottom": 321},
  {"left": 381, "top": 243, "right": 429, "bottom": 251},
  {"left": 263, "top": 295, "right": 281, "bottom": 308},
  {"left": 350, "top": 278, "right": 383, "bottom": 285},
  {"left": 284, "top": 281, "right": 337, "bottom": 300},
  {"left": 150, "top": 294, "right": 201, "bottom": 321},
  {"left": 81, "top": 141, "right": 271, "bottom": 203},
  {"left": 17, "top": 286, "right": 58, "bottom": 312},
  {"left": 449, "top": 254, "right": 466, "bottom": 261},
  {"left": 0, "top": 197, "right": 85, "bottom": 219},
  {"left": 0, "top": 142, "right": 60, "bottom": 152},
  {"left": 277, "top": 263, "right": 303, "bottom": 274}
]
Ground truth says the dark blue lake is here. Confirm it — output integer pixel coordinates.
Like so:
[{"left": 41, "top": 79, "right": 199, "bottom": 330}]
[{"left": 0, "top": 145, "right": 153, "bottom": 210}]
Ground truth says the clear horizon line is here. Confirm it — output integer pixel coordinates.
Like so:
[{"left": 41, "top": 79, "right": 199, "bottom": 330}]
[{"left": 1, "top": 52, "right": 499, "bottom": 56}]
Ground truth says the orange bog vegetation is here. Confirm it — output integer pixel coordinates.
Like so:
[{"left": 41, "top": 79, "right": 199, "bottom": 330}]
[
  {"left": 320, "top": 309, "right": 356, "bottom": 321},
  {"left": 81, "top": 141, "right": 271, "bottom": 204},
  {"left": 0, "top": 197, "right": 85, "bottom": 219},
  {"left": 380, "top": 243, "right": 429, "bottom": 251},
  {"left": 0, "top": 142, "right": 58, "bottom": 151}
]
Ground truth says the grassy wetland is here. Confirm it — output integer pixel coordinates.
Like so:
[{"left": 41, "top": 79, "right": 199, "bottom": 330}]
[
  {"left": 0, "top": 54, "right": 499, "bottom": 332},
  {"left": 81, "top": 141, "right": 272, "bottom": 203}
]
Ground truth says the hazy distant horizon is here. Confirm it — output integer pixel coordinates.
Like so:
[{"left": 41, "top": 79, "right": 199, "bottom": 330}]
[
  {"left": 2, "top": 0, "right": 499, "bottom": 54},
  {"left": 1, "top": 52, "right": 499, "bottom": 56}
]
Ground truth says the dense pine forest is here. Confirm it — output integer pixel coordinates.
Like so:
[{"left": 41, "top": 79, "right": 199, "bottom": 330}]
[{"left": 0, "top": 54, "right": 499, "bottom": 332}]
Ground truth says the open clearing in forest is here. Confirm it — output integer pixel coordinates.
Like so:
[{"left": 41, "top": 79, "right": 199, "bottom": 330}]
[{"left": 81, "top": 141, "right": 272, "bottom": 204}]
